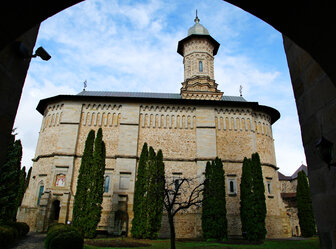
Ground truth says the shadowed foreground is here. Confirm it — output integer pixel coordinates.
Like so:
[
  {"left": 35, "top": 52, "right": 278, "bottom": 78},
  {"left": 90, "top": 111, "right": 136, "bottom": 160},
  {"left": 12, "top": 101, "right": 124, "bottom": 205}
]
[
  {"left": 83, "top": 237, "right": 319, "bottom": 249},
  {"left": 9, "top": 232, "right": 46, "bottom": 249}
]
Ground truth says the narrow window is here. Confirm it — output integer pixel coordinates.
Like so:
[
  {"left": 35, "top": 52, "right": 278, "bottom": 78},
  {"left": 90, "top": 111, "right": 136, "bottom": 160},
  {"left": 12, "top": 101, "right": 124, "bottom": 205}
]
[
  {"left": 199, "top": 61, "right": 203, "bottom": 72},
  {"left": 104, "top": 175, "right": 110, "bottom": 193},
  {"left": 229, "top": 180, "right": 234, "bottom": 193},
  {"left": 174, "top": 179, "right": 180, "bottom": 191},
  {"left": 227, "top": 178, "right": 237, "bottom": 195},
  {"left": 267, "top": 181, "right": 272, "bottom": 195},
  {"left": 37, "top": 185, "right": 44, "bottom": 205}
]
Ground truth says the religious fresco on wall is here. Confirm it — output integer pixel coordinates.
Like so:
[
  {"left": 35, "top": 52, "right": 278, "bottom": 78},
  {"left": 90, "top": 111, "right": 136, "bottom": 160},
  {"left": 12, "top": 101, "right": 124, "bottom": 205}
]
[{"left": 55, "top": 174, "right": 66, "bottom": 187}]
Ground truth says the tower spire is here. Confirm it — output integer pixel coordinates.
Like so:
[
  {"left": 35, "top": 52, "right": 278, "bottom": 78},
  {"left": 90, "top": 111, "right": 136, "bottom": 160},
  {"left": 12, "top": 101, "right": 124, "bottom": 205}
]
[{"left": 194, "top": 10, "right": 200, "bottom": 23}]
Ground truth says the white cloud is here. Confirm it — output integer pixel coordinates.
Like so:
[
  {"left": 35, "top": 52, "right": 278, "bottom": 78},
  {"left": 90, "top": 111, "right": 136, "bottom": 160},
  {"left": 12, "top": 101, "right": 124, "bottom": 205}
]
[{"left": 14, "top": 0, "right": 306, "bottom": 176}]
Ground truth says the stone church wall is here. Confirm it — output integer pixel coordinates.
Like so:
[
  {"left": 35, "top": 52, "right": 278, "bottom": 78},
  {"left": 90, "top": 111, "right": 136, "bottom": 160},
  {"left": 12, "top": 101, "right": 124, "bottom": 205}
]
[{"left": 18, "top": 100, "right": 289, "bottom": 238}]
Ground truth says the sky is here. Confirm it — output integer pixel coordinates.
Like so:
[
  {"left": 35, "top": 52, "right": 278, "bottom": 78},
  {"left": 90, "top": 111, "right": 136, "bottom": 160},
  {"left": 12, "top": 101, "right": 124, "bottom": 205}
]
[{"left": 13, "top": 0, "right": 306, "bottom": 176}]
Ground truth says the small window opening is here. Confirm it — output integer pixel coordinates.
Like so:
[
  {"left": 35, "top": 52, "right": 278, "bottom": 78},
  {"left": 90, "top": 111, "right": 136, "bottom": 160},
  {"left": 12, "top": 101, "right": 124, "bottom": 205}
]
[
  {"left": 199, "top": 61, "right": 203, "bottom": 72},
  {"left": 37, "top": 185, "right": 44, "bottom": 205},
  {"left": 104, "top": 175, "right": 110, "bottom": 193},
  {"left": 267, "top": 181, "right": 272, "bottom": 194},
  {"left": 229, "top": 181, "right": 234, "bottom": 193}
]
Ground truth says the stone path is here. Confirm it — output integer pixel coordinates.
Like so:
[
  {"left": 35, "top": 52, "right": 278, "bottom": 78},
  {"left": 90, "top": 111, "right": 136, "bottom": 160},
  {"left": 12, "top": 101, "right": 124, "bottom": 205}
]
[{"left": 9, "top": 232, "right": 46, "bottom": 249}]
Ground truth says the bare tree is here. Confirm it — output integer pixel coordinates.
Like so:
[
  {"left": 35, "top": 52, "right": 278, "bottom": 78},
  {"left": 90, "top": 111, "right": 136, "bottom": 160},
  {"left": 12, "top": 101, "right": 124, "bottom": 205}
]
[{"left": 163, "top": 176, "right": 204, "bottom": 249}]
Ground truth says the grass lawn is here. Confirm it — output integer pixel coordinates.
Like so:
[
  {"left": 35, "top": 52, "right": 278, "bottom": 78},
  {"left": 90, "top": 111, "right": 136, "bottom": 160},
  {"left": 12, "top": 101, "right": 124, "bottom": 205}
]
[{"left": 84, "top": 237, "right": 320, "bottom": 249}]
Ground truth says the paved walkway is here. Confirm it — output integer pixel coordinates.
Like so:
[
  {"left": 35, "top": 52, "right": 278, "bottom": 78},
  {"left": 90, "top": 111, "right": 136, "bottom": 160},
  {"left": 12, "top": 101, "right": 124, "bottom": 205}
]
[{"left": 9, "top": 232, "right": 46, "bottom": 249}]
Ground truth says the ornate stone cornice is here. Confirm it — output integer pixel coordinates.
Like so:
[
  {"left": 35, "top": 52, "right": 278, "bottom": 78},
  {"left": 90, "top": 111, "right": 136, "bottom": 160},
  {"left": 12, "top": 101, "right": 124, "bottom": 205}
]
[{"left": 180, "top": 76, "right": 223, "bottom": 100}]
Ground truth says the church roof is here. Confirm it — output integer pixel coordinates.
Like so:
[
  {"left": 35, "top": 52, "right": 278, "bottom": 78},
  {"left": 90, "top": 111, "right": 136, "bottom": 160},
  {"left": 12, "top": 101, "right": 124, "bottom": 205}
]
[
  {"left": 177, "top": 15, "right": 220, "bottom": 56},
  {"left": 187, "top": 16, "right": 210, "bottom": 36},
  {"left": 278, "top": 164, "right": 308, "bottom": 181},
  {"left": 76, "top": 91, "right": 246, "bottom": 102},
  {"left": 36, "top": 90, "right": 280, "bottom": 124}
]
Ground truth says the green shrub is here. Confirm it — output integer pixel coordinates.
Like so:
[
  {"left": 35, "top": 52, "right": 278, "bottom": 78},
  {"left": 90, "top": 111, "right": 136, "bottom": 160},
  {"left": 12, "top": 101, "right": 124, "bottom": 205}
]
[
  {"left": 0, "top": 225, "right": 17, "bottom": 247},
  {"left": 49, "top": 230, "right": 84, "bottom": 249},
  {"left": 8, "top": 222, "right": 29, "bottom": 237},
  {"left": 47, "top": 223, "right": 66, "bottom": 234},
  {"left": 17, "top": 222, "right": 30, "bottom": 236},
  {"left": 45, "top": 226, "right": 83, "bottom": 249}
]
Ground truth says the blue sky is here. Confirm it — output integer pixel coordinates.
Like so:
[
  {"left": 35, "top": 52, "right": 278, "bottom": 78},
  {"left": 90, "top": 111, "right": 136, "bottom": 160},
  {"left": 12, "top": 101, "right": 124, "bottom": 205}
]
[{"left": 14, "top": 0, "right": 306, "bottom": 175}]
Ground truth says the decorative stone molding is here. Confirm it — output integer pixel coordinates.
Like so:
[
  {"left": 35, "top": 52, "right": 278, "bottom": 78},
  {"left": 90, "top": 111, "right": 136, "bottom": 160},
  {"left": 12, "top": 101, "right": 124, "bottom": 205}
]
[
  {"left": 42, "top": 104, "right": 64, "bottom": 131},
  {"left": 82, "top": 103, "right": 122, "bottom": 127},
  {"left": 140, "top": 104, "right": 196, "bottom": 129}
]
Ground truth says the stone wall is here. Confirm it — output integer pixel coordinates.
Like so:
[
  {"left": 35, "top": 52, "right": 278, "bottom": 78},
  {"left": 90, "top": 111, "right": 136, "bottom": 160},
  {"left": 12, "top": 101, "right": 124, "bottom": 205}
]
[
  {"left": 283, "top": 36, "right": 336, "bottom": 248},
  {"left": 18, "top": 100, "right": 289, "bottom": 238}
]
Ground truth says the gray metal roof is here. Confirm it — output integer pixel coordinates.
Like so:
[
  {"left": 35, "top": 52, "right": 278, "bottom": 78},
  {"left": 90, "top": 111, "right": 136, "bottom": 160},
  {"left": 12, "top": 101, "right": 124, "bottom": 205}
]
[
  {"left": 188, "top": 15, "right": 210, "bottom": 36},
  {"left": 77, "top": 91, "right": 247, "bottom": 102},
  {"left": 278, "top": 164, "right": 308, "bottom": 181}
]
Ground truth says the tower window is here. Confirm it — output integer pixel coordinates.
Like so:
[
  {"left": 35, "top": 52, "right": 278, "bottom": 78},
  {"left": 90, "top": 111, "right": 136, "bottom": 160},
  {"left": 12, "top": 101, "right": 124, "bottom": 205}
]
[{"left": 199, "top": 61, "right": 203, "bottom": 72}]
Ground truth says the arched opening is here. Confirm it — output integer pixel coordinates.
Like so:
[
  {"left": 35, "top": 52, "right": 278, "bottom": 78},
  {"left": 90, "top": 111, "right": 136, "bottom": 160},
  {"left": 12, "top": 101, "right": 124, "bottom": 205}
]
[
  {"left": 2, "top": 1, "right": 335, "bottom": 246},
  {"left": 114, "top": 210, "right": 128, "bottom": 236},
  {"left": 50, "top": 200, "right": 61, "bottom": 222}
]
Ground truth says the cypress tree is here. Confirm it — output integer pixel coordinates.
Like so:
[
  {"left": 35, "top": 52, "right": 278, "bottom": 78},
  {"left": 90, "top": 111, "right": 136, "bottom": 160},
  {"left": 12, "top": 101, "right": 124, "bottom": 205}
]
[
  {"left": 73, "top": 130, "right": 95, "bottom": 233},
  {"left": 251, "top": 153, "right": 267, "bottom": 242},
  {"left": 240, "top": 157, "right": 253, "bottom": 239},
  {"left": 85, "top": 128, "right": 106, "bottom": 238},
  {"left": 144, "top": 146, "right": 156, "bottom": 238},
  {"left": 297, "top": 170, "right": 315, "bottom": 237},
  {"left": 202, "top": 157, "right": 227, "bottom": 240},
  {"left": 240, "top": 153, "right": 267, "bottom": 242},
  {"left": 0, "top": 135, "right": 22, "bottom": 223},
  {"left": 146, "top": 149, "right": 165, "bottom": 239},
  {"left": 131, "top": 143, "right": 149, "bottom": 238},
  {"left": 131, "top": 144, "right": 165, "bottom": 239}
]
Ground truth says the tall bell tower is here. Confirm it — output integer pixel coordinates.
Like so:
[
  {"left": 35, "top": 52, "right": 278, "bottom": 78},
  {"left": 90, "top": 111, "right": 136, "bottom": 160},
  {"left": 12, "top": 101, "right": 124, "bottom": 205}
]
[{"left": 177, "top": 13, "right": 223, "bottom": 100}]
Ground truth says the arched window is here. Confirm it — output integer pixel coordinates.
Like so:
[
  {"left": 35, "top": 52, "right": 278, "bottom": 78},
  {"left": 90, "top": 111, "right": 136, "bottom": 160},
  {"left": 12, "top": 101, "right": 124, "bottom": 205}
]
[
  {"left": 37, "top": 184, "right": 44, "bottom": 205},
  {"left": 227, "top": 178, "right": 237, "bottom": 195},
  {"left": 104, "top": 176, "right": 110, "bottom": 193},
  {"left": 199, "top": 61, "right": 203, "bottom": 72}
]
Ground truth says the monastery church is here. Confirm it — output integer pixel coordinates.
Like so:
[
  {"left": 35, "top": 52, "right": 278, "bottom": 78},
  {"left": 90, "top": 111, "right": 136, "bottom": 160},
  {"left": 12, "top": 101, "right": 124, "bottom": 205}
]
[{"left": 18, "top": 15, "right": 294, "bottom": 238}]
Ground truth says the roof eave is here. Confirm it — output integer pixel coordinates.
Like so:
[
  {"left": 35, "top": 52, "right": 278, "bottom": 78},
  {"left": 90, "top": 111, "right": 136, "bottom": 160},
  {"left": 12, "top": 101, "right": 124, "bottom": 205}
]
[
  {"left": 177, "top": 34, "right": 220, "bottom": 56},
  {"left": 36, "top": 94, "right": 280, "bottom": 124}
]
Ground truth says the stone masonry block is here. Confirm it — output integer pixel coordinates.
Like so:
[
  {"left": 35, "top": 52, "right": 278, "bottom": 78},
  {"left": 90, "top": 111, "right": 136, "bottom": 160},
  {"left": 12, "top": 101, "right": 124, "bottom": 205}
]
[
  {"left": 117, "top": 125, "right": 138, "bottom": 156},
  {"left": 196, "top": 107, "right": 215, "bottom": 127},
  {"left": 56, "top": 124, "right": 79, "bottom": 154},
  {"left": 60, "top": 102, "right": 82, "bottom": 124},
  {"left": 196, "top": 128, "right": 216, "bottom": 158},
  {"left": 120, "top": 103, "right": 139, "bottom": 124}
]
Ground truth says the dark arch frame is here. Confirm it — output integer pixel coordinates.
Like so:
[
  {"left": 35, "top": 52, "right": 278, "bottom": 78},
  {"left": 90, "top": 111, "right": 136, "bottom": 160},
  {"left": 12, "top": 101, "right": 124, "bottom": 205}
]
[{"left": 1, "top": 1, "right": 336, "bottom": 247}]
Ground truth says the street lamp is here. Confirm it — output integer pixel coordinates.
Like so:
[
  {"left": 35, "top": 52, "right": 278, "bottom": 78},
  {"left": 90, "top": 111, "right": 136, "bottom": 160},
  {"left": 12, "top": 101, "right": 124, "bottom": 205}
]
[{"left": 15, "top": 41, "right": 51, "bottom": 61}]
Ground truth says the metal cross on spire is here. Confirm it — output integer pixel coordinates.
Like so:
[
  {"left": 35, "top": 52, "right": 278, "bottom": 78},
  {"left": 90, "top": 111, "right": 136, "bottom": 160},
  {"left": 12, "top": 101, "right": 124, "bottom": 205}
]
[
  {"left": 83, "top": 80, "right": 87, "bottom": 91},
  {"left": 194, "top": 9, "right": 200, "bottom": 23}
]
